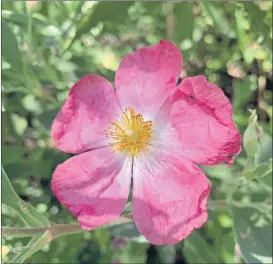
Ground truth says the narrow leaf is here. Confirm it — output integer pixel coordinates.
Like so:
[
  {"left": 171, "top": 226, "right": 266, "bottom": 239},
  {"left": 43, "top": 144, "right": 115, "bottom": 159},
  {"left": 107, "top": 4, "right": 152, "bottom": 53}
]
[
  {"left": 64, "top": 2, "right": 134, "bottom": 53},
  {"left": 2, "top": 145, "right": 26, "bottom": 165},
  {"left": 107, "top": 222, "right": 139, "bottom": 238},
  {"left": 231, "top": 206, "right": 272, "bottom": 264},
  {"left": 156, "top": 245, "right": 176, "bottom": 264},
  {"left": 233, "top": 75, "right": 257, "bottom": 111},
  {"left": 243, "top": 2, "right": 271, "bottom": 50},
  {"left": 2, "top": 11, "right": 48, "bottom": 30},
  {"left": 256, "top": 132, "right": 272, "bottom": 164},
  {"left": 113, "top": 241, "right": 149, "bottom": 264},
  {"left": 2, "top": 19, "right": 22, "bottom": 72},
  {"left": 9, "top": 231, "right": 52, "bottom": 264},
  {"left": 183, "top": 230, "right": 221, "bottom": 263},
  {"left": 234, "top": 9, "right": 252, "bottom": 65},
  {"left": 2, "top": 166, "right": 48, "bottom": 227},
  {"left": 201, "top": 2, "right": 235, "bottom": 38},
  {"left": 243, "top": 158, "right": 272, "bottom": 180},
  {"left": 174, "top": 2, "right": 194, "bottom": 42}
]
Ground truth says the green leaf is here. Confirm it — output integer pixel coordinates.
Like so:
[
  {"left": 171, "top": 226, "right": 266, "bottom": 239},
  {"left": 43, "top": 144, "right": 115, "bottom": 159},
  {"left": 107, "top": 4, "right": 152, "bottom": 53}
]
[
  {"left": 4, "top": 159, "right": 53, "bottom": 180},
  {"left": 86, "top": 1, "right": 134, "bottom": 27},
  {"left": 233, "top": 75, "right": 257, "bottom": 111},
  {"left": 183, "top": 230, "right": 221, "bottom": 263},
  {"left": 243, "top": 118, "right": 259, "bottom": 157},
  {"left": 243, "top": 109, "right": 262, "bottom": 158},
  {"left": 174, "top": 2, "right": 194, "bottom": 42},
  {"left": 10, "top": 113, "right": 27, "bottom": 136},
  {"left": 113, "top": 241, "right": 149, "bottom": 264},
  {"left": 256, "top": 132, "right": 272, "bottom": 164},
  {"left": 2, "top": 145, "right": 26, "bottom": 165},
  {"left": 9, "top": 231, "right": 52, "bottom": 264},
  {"left": 243, "top": 158, "right": 272, "bottom": 180},
  {"left": 201, "top": 164, "right": 234, "bottom": 180},
  {"left": 107, "top": 222, "right": 140, "bottom": 239},
  {"left": 64, "top": 1, "right": 134, "bottom": 52},
  {"left": 123, "top": 201, "right": 132, "bottom": 214},
  {"left": 2, "top": 166, "right": 48, "bottom": 227},
  {"left": 142, "top": 1, "right": 162, "bottom": 14},
  {"left": 234, "top": 9, "right": 253, "bottom": 65},
  {"left": 243, "top": 2, "right": 271, "bottom": 50},
  {"left": 156, "top": 245, "right": 176, "bottom": 264},
  {"left": 2, "top": 19, "right": 22, "bottom": 72},
  {"left": 201, "top": 2, "right": 235, "bottom": 38},
  {"left": 2, "top": 10, "right": 48, "bottom": 30},
  {"left": 231, "top": 206, "right": 272, "bottom": 264}
]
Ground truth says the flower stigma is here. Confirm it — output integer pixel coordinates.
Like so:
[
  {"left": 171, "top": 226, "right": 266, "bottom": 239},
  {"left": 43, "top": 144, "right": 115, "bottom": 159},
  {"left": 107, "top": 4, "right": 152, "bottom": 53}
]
[{"left": 106, "top": 107, "right": 153, "bottom": 155}]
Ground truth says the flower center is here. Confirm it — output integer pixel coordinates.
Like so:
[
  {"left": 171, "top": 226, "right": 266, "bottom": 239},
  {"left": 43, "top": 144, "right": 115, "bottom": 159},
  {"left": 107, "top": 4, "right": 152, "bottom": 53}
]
[{"left": 106, "top": 107, "right": 153, "bottom": 155}]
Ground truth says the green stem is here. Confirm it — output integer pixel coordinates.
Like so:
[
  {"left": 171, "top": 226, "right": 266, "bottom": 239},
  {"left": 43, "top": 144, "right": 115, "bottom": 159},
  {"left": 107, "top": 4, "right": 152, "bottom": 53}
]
[
  {"left": 2, "top": 200, "right": 270, "bottom": 239},
  {"left": 1, "top": 224, "right": 83, "bottom": 239},
  {"left": 207, "top": 200, "right": 227, "bottom": 208},
  {"left": 2, "top": 213, "right": 134, "bottom": 239},
  {"left": 244, "top": 155, "right": 255, "bottom": 171},
  {"left": 52, "top": 223, "right": 84, "bottom": 237},
  {"left": 2, "top": 226, "right": 47, "bottom": 238}
]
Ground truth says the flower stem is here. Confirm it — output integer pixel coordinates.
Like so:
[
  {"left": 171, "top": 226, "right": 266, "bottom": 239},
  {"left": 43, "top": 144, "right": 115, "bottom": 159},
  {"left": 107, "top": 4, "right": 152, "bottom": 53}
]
[
  {"left": 234, "top": 243, "right": 241, "bottom": 264},
  {"left": 2, "top": 200, "right": 270, "bottom": 239},
  {"left": 51, "top": 223, "right": 84, "bottom": 238},
  {"left": 2, "top": 213, "right": 134, "bottom": 239},
  {"left": 2, "top": 226, "right": 48, "bottom": 238},
  {"left": 207, "top": 200, "right": 227, "bottom": 208},
  {"left": 166, "top": 3, "right": 174, "bottom": 40}
]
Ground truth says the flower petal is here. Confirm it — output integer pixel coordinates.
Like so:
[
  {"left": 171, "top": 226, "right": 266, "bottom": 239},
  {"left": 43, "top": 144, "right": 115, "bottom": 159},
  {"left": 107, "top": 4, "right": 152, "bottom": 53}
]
[
  {"left": 51, "top": 74, "right": 120, "bottom": 154},
  {"left": 157, "top": 75, "right": 241, "bottom": 165},
  {"left": 115, "top": 40, "right": 182, "bottom": 119},
  {"left": 51, "top": 147, "right": 131, "bottom": 229},
  {"left": 132, "top": 151, "right": 210, "bottom": 245}
]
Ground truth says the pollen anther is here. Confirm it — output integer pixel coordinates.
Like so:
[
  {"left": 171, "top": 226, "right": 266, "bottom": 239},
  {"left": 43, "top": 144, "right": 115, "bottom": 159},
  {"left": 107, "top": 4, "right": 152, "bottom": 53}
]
[{"left": 106, "top": 107, "right": 153, "bottom": 155}]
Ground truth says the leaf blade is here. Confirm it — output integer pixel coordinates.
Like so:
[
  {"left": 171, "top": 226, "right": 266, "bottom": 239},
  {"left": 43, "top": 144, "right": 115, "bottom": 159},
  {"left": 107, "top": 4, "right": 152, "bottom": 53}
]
[
  {"left": 201, "top": 2, "right": 235, "bottom": 38},
  {"left": 2, "top": 166, "right": 48, "bottom": 227},
  {"left": 2, "top": 19, "right": 22, "bottom": 72},
  {"left": 231, "top": 205, "right": 272, "bottom": 264}
]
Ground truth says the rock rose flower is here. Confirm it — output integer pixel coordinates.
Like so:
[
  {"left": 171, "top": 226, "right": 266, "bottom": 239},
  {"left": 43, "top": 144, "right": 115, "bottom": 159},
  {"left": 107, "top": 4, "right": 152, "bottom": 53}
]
[{"left": 51, "top": 40, "right": 241, "bottom": 245}]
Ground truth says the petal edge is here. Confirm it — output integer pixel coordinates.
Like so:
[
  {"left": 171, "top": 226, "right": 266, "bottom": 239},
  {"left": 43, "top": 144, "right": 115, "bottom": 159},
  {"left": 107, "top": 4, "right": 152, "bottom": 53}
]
[
  {"left": 132, "top": 151, "right": 210, "bottom": 245},
  {"left": 51, "top": 74, "right": 120, "bottom": 154},
  {"left": 51, "top": 148, "right": 131, "bottom": 229}
]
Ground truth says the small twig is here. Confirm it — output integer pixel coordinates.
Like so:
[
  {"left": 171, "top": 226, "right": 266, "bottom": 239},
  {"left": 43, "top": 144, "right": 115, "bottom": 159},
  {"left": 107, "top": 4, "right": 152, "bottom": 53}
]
[
  {"left": 2, "top": 226, "right": 48, "bottom": 238},
  {"left": 2, "top": 200, "right": 270, "bottom": 239},
  {"left": 109, "top": 213, "right": 133, "bottom": 226},
  {"left": 257, "top": 75, "right": 269, "bottom": 121},
  {"left": 2, "top": 213, "right": 134, "bottom": 239},
  {"left": 166, "top": 3, "right": 174, "bottom": 40},
  {"left": 207, "top": 200, "right": 227, "bottom": 208},
  {"left": 234, "top": 243, "right": 241, "bottom": 264}
]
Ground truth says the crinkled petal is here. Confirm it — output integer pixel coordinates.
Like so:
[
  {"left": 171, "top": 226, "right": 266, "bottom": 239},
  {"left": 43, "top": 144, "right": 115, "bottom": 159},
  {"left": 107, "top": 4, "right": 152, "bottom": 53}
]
[
  {"left": 51, "top": 74, "right": 120, "bottom": 154},
  {"left": 156, "top": 75, "right": 241, "bottom": 165},
  {"left": 115, "top": 40, "right": 182, "bottom": 119},
  {"left": 132, "top": 150, "right": 210, "bottom": 245},
  {"left": 51, "top": 148, "right": 131, "bottom": 229}
]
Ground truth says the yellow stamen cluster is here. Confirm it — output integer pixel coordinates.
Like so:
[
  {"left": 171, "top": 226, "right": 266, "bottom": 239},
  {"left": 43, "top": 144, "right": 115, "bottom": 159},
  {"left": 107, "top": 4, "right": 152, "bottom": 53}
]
[{"left": 106, "top": 107, "right": 153, "bottom": 155}]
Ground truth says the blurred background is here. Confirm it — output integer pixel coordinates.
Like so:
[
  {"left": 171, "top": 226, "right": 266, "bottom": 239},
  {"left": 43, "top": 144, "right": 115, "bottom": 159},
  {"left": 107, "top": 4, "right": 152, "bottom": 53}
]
[{"left": 1, "top": 1, "right": 272, "bottom": 263}]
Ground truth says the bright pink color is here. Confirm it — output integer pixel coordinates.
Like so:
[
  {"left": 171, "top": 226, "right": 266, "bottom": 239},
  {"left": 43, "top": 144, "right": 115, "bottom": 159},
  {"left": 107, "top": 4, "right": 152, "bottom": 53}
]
[
  {"left": 51, "top": 40, "right": 241, "bottom": 245},
  {"left": 133, "top": 150, "right": 210, "bottom": 245},
  {"left": 51, "top": 74, "right": 120, "bottom": 154},
  {"left": 155, "top": 75, "right": 242, "bottom": 165},
  {"left": 52, "top": 148, "right": 131, "bottom": 229},
  {"left": 115, "top": 40, "right": 182, "bottom": 118}
]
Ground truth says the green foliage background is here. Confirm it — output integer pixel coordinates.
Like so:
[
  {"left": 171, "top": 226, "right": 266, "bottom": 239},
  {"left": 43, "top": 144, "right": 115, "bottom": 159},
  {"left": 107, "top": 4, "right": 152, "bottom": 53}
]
[{"left": 1, "top": 1, "right": 272, "bottom": 264}]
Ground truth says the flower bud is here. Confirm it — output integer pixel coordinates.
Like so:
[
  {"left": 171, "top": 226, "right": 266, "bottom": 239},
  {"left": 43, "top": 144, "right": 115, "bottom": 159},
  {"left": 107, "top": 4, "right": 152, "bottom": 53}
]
[{"left": 243, "top": 109, "right": 262, "bottom": 157}]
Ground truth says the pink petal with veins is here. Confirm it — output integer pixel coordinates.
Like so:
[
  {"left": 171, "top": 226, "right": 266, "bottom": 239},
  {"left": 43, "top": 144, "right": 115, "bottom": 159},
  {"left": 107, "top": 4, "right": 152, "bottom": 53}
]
[
  {"left": 52, "top": 147, "right": 131, "bottom": 229},
  {"left": 51, "top": 74, "right": 120, "bottom": 154}
]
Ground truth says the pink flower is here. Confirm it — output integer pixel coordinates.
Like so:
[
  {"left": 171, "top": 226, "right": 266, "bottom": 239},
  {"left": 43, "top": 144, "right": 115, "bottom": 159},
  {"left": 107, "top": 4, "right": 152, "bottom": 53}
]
[{"left": 51, "top": 40, "right": 241, "bottom": 245}]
